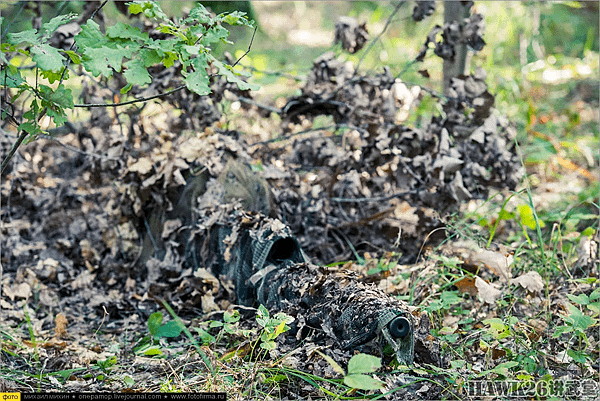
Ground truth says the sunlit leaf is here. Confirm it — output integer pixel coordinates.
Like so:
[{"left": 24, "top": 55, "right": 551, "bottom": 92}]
[
  {"left": 147, "top": 312, "right": 163, "bottom": 336},
  {"left": 157, "top": 320, "right": 183, "bottom": 338},
  {"left": 30, "top": 44, "right": 65, "bottom": 71},
  {"left": 348, "top": 353, "right": 381, "bottom": 375},
  {"left": 123, "top": 59, "right": 152, "bottom": 86},
  {"left": 344, "top": 374, "right": 383, "bottom": 390}
]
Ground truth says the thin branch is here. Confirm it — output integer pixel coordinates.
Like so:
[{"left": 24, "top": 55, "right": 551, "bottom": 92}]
[
  {"left": 236, "top": 96, "right": 281, "bottom": 114},
  {"left": 0, "top": 131, "right": 28, "bottom": 175},
  {"left": 87, "top": 0, "right": 109, "bottom": 22},
  {"left": 231, "top": 25, "right": 257, "bottom": 68},
  {"left": 330, "top": 190, "right": 416, "bottom": 203},
  {"left": 74, "top": 85, "right": 186, "bottom": 108},
  {"left": 255, "top": 123, "right": 367, "bottom": 146},
  {"left": 395, "top": 59, "right": 418, "bottom": 80},
  {"left": 239, "top": 65, "right": 305, "bottom": 82},
  {"left": 38, "top": 133, "right": 121, "bottom": 161},
  {"left": 354, "top": 1, "right": 405, "bottom": 75},
  {"left": 255, "top": 124, "right": 338, "bottom": 146}
]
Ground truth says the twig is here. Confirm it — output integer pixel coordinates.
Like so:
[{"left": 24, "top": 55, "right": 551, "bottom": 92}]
[
  {"left": 398, "top": 157, "right": 425, "bottom": 185},
  {"left": 255, "top": 123, "right": 366, "bottom": 146},
  {"left": 395, "top": 59, "right": 418, "bottom": 80},
  {"left": 236, "top": 96, "right": 281, "bottom": 114},
  {"left": 231, "top": 25, "right": 257, "bottom": 68},
  {"left": 354, "top": 1, "right": 406, "bottom": 75},
  {"left": 240, "top": 65, "right": 305, "bottom": 81},
  {"left": 38, "top": 133, "right": 121, "bottom": 161},
  {"left": 330, "top": 190, "right": 416, "bottom": 203},
  {"left": 74, "top": 85, "right": 186, "bottom": 108},
  {"left": 255, "top": 124, "right": 337, "bottom": 146},
  {"left": 0, "top": 131, "right": 27, "bottom": 175},
  {"left": 87, "top": 0, "right": 108, "bottom": 22}
]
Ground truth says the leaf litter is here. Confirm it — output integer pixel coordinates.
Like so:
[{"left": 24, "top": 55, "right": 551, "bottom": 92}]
[{"left": 1, "top": 20, "right": 598, "bottom": 401}]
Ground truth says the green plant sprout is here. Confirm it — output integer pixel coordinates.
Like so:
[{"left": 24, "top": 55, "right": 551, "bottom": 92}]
[
  {"left": 318, "top": 351, "right": 384, "bottom": 391},
  {"left": 255, "top": 304, "right": 294, "bottom": 351}
]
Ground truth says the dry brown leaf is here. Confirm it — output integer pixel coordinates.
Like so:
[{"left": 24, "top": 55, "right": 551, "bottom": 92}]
[
  {"left": 491, "top": 347, "right": 506, "bottom": 360},
  {"left": 433, "top": 155, "right": 464, "bottom": 173},
  {"left": 162, "top": 219, "right": 182, "bottom": 239},
  {"left": 194, "top": 268, "right": 220, "bottom": 293},
  {"left": 54, "top": 313, "right": 68, "bottom": 338},
  {"left": 3, "top": 282, "right": 31, "bottom": 301},
  {"left": 40, "top": 340, "right": 67, "bottom": 350},
  {"left": 80, "top": 239, "right": 99, "bottom": 262},
  {"left": 71, "top": 270, "right": 95, "bottom": 289},
  {"left": 125, "top": 277, "right": 136, "bottom": 292},
  {"left": 455, "top": 276, "right": 478, "bottom": 296},
  {"left": 472, "top": 249, "right": 513, "bottom": 282},
  {"left": 510, "top": 271, "right": 544, "bottom": 293},
  {"left": 128, "top": 157, "right": 154, "bottom": 174},
  {"left": 201, "top": 293, "right": 219, "bottom": 313},
  {"left": 475, "top": 277, "right": 503, "bottom": 304},
  {"left": 39, "top": 288, "right": 58, "bottom": 307}
]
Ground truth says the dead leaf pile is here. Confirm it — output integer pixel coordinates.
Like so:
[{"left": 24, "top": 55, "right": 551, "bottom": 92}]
[{"left": 258, "top": 57, "right": 523, "bottom": 264}]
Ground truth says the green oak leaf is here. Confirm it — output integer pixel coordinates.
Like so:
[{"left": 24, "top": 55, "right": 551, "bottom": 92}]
[
  {"left": 184, "top": 71, "right": 210, "bottom": 96},
  {"left": 64, "top": 50, "right": 81, "bottom": 64},
  {"left": 140, "top": 48, "right": 161, "bottom": 67},
  {"left": 41, "top": 84, "right": 74, "bottom": 109},
  {"left": 123, "top": 59, "right": 152, "bottom": 86},
  {"left": 1, "top": 65, "right": 25, "bottom": 88},
  {"left": 221, "top": 11, "right": 253, "bottom": 27},
  {"left": 106, "top": 22, "right": 149, "bottom": 42},
  {"left": 161, "top": 51, "right": 178, "bottom": 68},
  {"left": 203, "top": 25, "right": 230, "bottom": 45},
  {"left": 75, "top": 20, "right": 107, "bottom": 49},
  {"left": 184, "top": 59, "right": 211, "bottom": 95},
  {"left": 30, "top": 44, "right": 65, "bottom": 71},
  {"left": 128, "top": 0, "right": 168, "bottom": 20},
  {"left": 185, "top": 4, "right": 211, "bottom": 24},
  {"left": 212, "top": 59, "right": 258, "bottom": 91},
  {"left": 41, "top": 14, "right": 78, "bottom": 40},
  {"left": 40, "top": 69, "right": 65, "bottom": 84},
  {"left": 82, "top": 49, "right": 113, "bottom": 77},
  {"left": 7, "top": 29, "right": 38, "bottom": 46}
]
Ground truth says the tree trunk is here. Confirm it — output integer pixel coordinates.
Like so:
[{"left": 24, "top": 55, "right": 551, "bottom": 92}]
[{"left": 443, "top": 1, "right": 471, "bottom": 95}]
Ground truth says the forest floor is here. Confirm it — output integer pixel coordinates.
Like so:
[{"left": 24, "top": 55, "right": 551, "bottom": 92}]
[{"left": 1, "top": 4, "right": 599, "bottom": 399}]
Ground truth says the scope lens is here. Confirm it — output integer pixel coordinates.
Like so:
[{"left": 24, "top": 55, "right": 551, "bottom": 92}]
[{"left": 388, "top": 316, "right": 410, "bottom": 338}]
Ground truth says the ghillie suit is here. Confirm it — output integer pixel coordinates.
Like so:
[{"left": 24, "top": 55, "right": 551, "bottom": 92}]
[
  {"left": 141, "top": 158, "right": 417, "bottom": 365},
  {"left": 197, "top": 205, "right": 415, "bottom": 365}
]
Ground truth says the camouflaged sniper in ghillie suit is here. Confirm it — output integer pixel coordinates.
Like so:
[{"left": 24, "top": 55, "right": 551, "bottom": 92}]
[
  {"left": 191, "top": 202, "right": 416, "bottom": 365},
  {"left": 138, "top": 153, "right": 417, "bottom": 365}
]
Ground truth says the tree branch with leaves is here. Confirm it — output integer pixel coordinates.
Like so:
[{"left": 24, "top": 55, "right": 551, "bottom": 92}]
[{"left": 1, "top": 0, "right": 257, "bottom": 175}]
